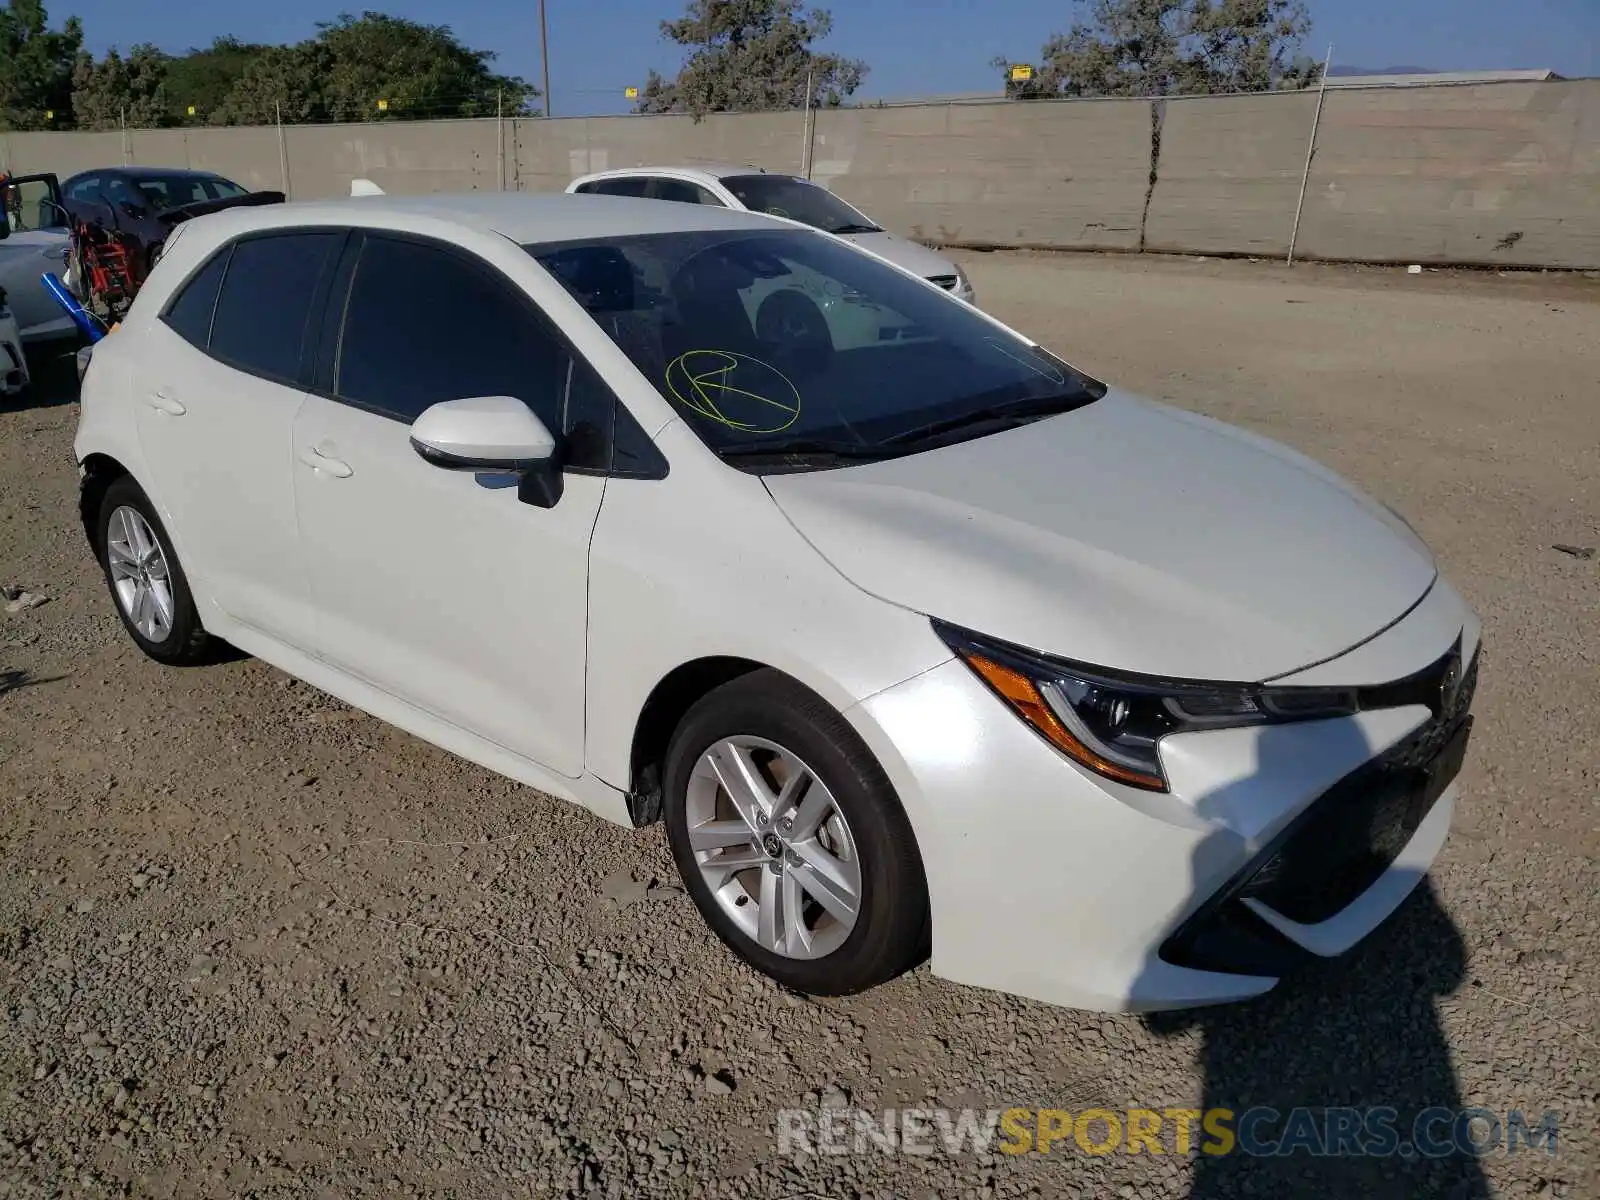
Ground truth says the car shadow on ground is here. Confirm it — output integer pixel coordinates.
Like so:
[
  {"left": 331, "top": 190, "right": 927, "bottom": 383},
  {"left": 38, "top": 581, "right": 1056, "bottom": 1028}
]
[{"left": 1137, "top": 715, "right": 1491, "bottom": 1199}]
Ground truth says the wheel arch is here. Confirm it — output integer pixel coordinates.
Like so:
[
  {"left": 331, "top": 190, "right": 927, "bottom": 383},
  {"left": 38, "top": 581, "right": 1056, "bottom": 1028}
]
[{"left": 78, "top": 451, "right": 131, "bottom": 554}]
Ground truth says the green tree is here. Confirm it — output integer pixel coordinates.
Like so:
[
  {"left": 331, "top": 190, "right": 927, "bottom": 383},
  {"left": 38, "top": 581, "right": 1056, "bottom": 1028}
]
[
  {"left": 637, "top": 0, "right": 866, "bottom": 118},
  {"left": 162, "top": 36, "right": 268, "bottom": 125},
  {"left": 70, "top": 44, "right": 171, "bottom": 130},
  {"left": 0, "top": 0, "right": 82, "bottom": 130},
  {"left": 998, "top": 0, "right": 1317, "bottom": 99},
  {"left": 216, "top": 12, "right": 536, "bottom": 124}
]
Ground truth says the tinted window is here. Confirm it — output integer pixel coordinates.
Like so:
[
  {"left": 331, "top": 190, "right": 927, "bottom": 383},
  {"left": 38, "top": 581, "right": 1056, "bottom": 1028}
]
[
  {"left": 134, "top": 174, "right": 246, "bottom": 211},
  {"left": 338, "top": 236, "right": 569, "bottom": 432},
  {"left": 65, "top": 175, "right": 103, "bottom": 203},
  {"left": 722, "top": 175, "right": 880, "bottom": 234},
  {"left": 209, "top": 232, "right": 341, "bottom": 383},
  {"left": 529, "top": 229, "right": 1104, "bottom": 470},
  {"left": 160, "top": 249, "right": 230, "bottom": 348},
  {"left": 590, "top": 177, "right": 649, "bottom": 198},
  {"left": 649, "top": 178, "right": 720, "bottom": 206}
]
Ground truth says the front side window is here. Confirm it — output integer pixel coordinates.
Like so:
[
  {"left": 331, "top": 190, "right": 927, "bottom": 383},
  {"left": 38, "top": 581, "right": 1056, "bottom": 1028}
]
[
  {"left": 529, "top": 229, "right": 1104, "bottom": 472},
  {"left": 334, "top": 235, "right": 624, "bottom": 471},
  {"left": 208, "top": 231, "right": 341, "bottom": 383},
  {"left": 720, "top": 175, "right": 879, "bottom": 235}
]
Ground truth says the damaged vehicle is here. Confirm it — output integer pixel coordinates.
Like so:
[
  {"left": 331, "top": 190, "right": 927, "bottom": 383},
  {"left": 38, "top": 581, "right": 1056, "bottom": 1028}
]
[{"left": 72, "top": 192, "right": 1481, "bottom": 1013}]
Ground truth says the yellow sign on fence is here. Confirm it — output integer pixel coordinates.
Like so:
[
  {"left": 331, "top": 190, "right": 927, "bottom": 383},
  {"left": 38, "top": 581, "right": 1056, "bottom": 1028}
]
[
  {"left": 377, "top": 98, "right": 390, "bottom": 111},
  {"left": 1010, "top": 64, "right": 1034, "bottom": 82},
  {"left": 187, "top": 105, "right": 197, "bottom": 117},
  {"left": 624, "top": 86, "right": 639, "bottom": 99}
]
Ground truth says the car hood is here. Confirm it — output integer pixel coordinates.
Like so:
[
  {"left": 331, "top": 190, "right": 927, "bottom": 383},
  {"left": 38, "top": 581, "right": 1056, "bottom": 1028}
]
[
  {"left": 762, "top": 391, "right": 1437, "bottom": 682},
  {"left": 837, "top": 230, "right": 960, "bottom": 281}
]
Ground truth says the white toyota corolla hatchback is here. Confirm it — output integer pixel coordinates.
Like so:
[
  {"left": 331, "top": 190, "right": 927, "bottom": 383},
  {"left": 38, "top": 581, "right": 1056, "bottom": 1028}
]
[{"left": 73, "top": 193, "right": 1480, "bottom": 1013}]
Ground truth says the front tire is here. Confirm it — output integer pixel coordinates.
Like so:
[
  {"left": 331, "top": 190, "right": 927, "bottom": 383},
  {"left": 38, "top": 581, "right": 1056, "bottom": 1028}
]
[
  {"left": 663, "top": 670, "right": 929, "bottom": 996},
  {"left": 96, "top": 476, "right": 212, "bottom": 665}
]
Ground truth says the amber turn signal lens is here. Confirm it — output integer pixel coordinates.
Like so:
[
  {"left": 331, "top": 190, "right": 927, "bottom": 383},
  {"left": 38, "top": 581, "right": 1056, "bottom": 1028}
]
[{"left": 963, "top": 653, "right": 1167, "bottom": 790}]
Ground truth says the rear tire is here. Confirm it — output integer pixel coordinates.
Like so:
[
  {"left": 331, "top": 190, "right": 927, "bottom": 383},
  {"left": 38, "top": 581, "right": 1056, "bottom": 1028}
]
[
  {"left": 95, "top": 476, "right": 213, "bottom": 666},
  {"left": 663, "top": 670, "right": 929, "bottom": 996}
]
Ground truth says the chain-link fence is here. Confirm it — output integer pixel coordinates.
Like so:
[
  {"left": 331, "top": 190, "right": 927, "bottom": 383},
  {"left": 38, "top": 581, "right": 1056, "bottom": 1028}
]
[{"left": 5, "top": 79, "right": 1598, "bottom": 269}]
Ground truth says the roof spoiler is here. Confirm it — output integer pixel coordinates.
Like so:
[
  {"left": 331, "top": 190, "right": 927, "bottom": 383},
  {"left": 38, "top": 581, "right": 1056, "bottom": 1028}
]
[{"left": 350, "top": 178, "right": 386, "bottom": 197}]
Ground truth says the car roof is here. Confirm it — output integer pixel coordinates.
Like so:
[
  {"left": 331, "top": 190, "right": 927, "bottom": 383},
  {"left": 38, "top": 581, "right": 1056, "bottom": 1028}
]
[
  {"left": 185, "top": 190, "right": 798, "bottom": 246},
  {"left": 575, "top": 164, "right": 785, "bottom": 185},
  {"left": 86, "top": 166, "right": 230, "bottom": 181}
]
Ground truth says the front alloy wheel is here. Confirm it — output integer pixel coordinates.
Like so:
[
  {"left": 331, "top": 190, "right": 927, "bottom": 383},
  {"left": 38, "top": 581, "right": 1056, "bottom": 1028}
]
[
  {"left": 686, "top": 736, "right": 863, "bottom": 960},
  {"left": 664, "top": 670, "right": 928, "bottom": 996}
]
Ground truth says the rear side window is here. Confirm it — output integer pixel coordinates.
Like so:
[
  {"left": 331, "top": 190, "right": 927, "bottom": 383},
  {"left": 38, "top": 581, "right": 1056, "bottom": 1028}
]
[
  {"left": 209, "top": 231, "right": 341, "bottom": 383},
  {"left": 589, "top": 177, "right": 650, "bottom": 198},
  {"left": 160, "top": 249, "right": 230, "bottom": 348},
  {"left": 648, "top": 178, "right": 720, "bottom": 205}
]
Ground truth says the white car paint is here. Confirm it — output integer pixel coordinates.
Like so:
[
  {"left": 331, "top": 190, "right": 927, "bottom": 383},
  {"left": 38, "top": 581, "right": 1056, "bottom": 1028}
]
[
  {"left": 0, "top": 305, "right": 29, "bottom": 396},
  {"left": 74, "top": 192, "right": 1479, "bottom": 1013},
  {"left": 564, "top": 164, "right": 977, "bottom": 305}
]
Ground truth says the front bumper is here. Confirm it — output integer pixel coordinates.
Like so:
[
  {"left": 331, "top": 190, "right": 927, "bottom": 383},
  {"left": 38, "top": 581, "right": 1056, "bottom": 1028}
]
[{"left": 846, "top": 577, "right": 1481, "bottom": 1013}]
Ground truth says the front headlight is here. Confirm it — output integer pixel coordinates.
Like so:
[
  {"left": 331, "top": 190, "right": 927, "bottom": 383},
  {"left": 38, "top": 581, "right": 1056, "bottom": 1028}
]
[{"left": 934, "top": 621, "right": 1358, "bottom": 791}]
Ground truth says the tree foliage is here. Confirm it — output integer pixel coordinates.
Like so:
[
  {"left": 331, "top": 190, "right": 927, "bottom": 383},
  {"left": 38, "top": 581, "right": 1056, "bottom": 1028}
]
[
  {"left": 70, "top": 44, "right": 169, "bottom": 130},
  {"left": 999, "top": 0, "right": 1319, "bottom": 99},
  {"left": 0, "top": 0, "right": 82, "bottom": 130},
  {"left": 637, "top": 0, "right": 866, "bottom": 118},
  {"left": 53, "top": 8, "right": 536, "bottom": 131}
]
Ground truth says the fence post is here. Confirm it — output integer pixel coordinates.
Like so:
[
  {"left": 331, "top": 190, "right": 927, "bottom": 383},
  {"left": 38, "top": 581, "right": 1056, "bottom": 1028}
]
[
  {"left": 497, "top": 89, "right": 506, "bottom": 191},
  {"left": 1288, "top": 44, "right": 1334, "bottom": 266},
  {"left": 801, "top": 68, "right": 815, "bottom": 179},
  {"left": 120, "top": 108, "right": 131, "bottom": 165},
  {"left": 276, "top": 102, "right": 292, "bottom": 199}
]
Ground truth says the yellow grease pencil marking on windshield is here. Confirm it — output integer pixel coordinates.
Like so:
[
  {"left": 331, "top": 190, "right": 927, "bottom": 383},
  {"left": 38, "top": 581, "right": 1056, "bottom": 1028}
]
[{"left": 665, "top": 350, "right": 802, "bottom": 434}]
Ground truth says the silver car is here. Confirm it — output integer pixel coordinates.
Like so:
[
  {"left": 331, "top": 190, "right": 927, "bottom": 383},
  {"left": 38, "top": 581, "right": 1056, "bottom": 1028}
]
[
  {"left": 565, "top": 164, "right": 976, "bottom": 304},
  {"left": 0, "top": 173, "right": 74, "bottom": 356}
]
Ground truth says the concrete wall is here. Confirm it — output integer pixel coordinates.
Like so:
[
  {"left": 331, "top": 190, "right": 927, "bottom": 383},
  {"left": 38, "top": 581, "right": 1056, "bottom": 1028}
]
[
  {"left": 4, "top": 81, "right": 1597, "bottom": 269},
  {"left": 1143, "top": 91, "right": 1320, "bottom": 257},
  {"left": 1298, "top": 80, "right": 1600, "bottom": 268}
]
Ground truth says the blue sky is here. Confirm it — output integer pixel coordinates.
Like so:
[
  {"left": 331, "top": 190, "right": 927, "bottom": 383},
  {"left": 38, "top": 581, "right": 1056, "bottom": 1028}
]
[{"left": 58, "top": 0, "right": 1600, "bottom": 116}]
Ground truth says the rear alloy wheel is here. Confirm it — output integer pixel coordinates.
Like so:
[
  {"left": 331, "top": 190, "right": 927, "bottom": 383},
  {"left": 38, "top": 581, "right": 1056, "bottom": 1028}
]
[
  {"left": 96, "top": 476, "right": 213, "bottom": 665},
  {"left": 663, "top": 670, "right": 928, "bottom": 995}
]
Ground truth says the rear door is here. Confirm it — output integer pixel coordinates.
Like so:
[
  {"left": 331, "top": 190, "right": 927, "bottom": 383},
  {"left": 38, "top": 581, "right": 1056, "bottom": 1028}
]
[
  {"left": 0, "top": 173, "right": 72, "bottom": 339},
  {"left": 132, "top": 227, "right": 345, "bottom": 646}
]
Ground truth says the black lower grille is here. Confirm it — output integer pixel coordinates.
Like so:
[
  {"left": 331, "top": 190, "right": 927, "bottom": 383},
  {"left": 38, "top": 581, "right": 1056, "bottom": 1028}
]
[{"left": 1162, "top": 641, "right": 1480, "bottom": 974}]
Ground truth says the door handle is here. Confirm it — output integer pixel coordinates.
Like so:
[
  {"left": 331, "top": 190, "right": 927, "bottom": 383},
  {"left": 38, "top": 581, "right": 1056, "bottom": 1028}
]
[
  {"left": 298, "top": 445, "right": 353, "bottom": 479},
  {"left": 148, "top": 390, "right": 186, "bottom": 416}
]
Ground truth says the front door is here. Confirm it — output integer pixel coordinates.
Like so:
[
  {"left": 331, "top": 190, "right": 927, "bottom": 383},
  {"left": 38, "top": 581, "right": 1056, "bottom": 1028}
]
[
  {"left": 0, "top": 173, "right": 72, "bottom": 340},
  {"left": 291, "top": 232, "right": 606, "bottom": 777}
]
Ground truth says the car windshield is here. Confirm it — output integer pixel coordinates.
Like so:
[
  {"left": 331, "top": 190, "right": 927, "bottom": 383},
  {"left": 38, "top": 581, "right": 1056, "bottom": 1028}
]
[
  {"left": 134, "top": 175, "right": 247, "bottom": 211},
  {"left": 528, "top": 228, "right": 1104, "bottom": 471},
  {"left": 720, "top": 175, "right": 881, "bottom": 235}
]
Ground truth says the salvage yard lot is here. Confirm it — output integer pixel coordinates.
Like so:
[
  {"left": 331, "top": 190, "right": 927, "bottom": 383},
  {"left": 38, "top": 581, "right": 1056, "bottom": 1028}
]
[{"left": 2, "top": 252, "right": 1596, "bottom": 1199}]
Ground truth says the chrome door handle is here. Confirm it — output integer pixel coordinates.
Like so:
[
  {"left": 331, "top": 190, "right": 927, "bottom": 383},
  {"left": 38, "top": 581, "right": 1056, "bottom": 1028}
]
[
  {"left": 148, "top": 390, "right": 186, "bottom": 416},
  {"left": 298, "top": 446, "right": 353, "bottom": 479}
]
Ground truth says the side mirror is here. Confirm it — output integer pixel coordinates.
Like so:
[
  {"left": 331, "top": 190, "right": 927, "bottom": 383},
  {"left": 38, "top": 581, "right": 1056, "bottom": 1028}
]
[{"left": 409, "top": 395, "right": 563, "bottom": 508}]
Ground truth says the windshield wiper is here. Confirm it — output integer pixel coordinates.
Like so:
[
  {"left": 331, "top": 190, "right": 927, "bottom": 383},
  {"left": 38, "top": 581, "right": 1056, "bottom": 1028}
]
[
  {"left": 880, "top": 393, "right": 1089, "bottom": 449},
  {"left": 716, "top": 437, "right": 900, "bottom": 463},
  {"left": 829, "top": 223, "right": 884, "bottom": 235}
]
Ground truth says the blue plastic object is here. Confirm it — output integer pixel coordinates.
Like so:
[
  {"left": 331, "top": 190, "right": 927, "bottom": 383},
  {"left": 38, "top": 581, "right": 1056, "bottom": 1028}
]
[{"left": 40, "top": 271, "right": 105, "bottom": 343}]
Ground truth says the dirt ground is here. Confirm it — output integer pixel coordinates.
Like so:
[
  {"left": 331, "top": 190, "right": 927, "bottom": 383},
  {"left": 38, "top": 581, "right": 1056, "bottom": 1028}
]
[{"left": 1, "top": 253, "right": 1596, "bottom": 1199}]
